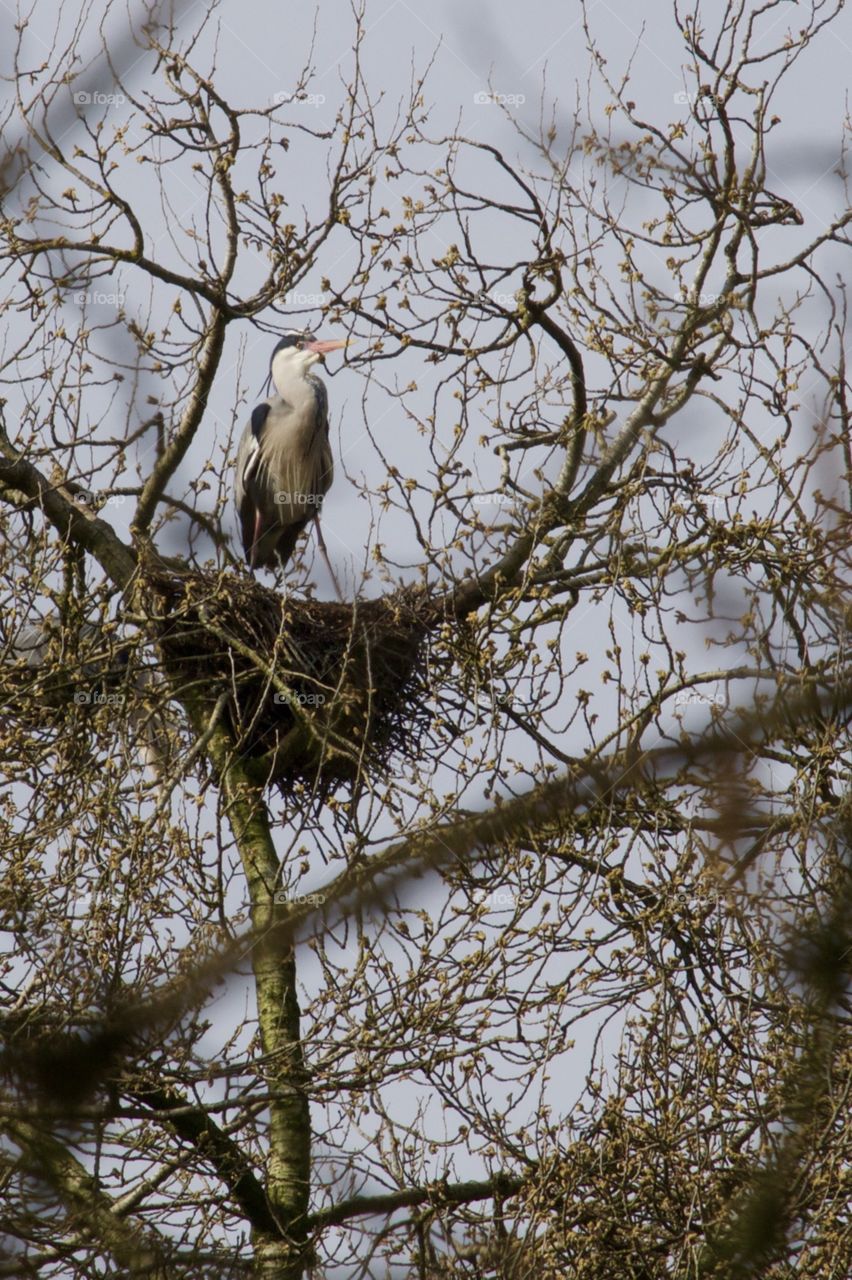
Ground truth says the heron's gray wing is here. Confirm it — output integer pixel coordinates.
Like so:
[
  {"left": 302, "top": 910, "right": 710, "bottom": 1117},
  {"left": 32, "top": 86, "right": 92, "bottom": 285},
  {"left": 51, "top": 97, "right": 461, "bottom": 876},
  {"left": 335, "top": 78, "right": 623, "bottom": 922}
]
[
  {"left": 308, "top": 374, "right": 329, "bottom": 433},
  {"left": 235, "top": 402, "right": 271, "bottom": 561},
  {"left": 248, "top": 402, "right": 271, "bottom": 463},
  {"left": 307, "top": 375, "right": 333, "bottom": 501},
  {"left": 316, "top": 438, "right": 333, "bottom": 500}
]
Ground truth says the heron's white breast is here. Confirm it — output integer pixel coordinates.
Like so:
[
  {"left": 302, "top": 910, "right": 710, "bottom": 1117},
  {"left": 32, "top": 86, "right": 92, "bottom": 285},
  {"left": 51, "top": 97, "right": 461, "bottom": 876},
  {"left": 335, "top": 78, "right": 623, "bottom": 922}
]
[{"left": 254, "top": 383, "right": 332, "bottom": 523}]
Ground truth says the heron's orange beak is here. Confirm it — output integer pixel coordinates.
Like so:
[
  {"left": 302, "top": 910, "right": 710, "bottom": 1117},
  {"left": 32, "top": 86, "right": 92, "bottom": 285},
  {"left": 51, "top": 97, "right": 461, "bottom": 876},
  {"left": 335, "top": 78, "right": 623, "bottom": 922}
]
[{"left": 305, "top": 338, "right": 349, "bottom": 354}]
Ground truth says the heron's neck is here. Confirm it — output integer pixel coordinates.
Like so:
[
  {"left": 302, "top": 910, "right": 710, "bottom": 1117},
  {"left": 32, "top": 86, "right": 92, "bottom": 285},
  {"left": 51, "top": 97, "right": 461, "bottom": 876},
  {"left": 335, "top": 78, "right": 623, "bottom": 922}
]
[{"left": 273, "top": 369, "right": 318, "bottom": 411}]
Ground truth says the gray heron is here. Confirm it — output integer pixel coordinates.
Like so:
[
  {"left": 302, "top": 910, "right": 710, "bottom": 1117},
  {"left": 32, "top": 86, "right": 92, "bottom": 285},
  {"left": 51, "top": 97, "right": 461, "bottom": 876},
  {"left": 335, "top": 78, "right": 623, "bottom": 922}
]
[{"left": 235, "top": 331, "right": 347, "bottom": 584}]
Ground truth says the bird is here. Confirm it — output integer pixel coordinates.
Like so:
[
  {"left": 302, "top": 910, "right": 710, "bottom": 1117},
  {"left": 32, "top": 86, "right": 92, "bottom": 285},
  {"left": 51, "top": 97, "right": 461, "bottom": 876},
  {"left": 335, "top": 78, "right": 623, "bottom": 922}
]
[{"left": 235, "top": 331, "right": 347, "bottom": 583}]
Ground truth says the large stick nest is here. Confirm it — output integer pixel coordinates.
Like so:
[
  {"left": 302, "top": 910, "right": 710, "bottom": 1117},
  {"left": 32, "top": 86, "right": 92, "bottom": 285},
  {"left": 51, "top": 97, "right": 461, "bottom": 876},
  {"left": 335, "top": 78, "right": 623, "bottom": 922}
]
[{"left": 143, "top": 567, "right": 446, "bottom": 792}]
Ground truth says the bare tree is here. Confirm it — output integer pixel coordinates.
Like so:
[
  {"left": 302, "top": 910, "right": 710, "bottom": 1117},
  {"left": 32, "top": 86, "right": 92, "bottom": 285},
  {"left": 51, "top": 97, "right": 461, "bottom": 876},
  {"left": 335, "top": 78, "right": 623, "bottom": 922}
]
[{"left": 0, "top": 2, "right": 850, "bottom": 1278}]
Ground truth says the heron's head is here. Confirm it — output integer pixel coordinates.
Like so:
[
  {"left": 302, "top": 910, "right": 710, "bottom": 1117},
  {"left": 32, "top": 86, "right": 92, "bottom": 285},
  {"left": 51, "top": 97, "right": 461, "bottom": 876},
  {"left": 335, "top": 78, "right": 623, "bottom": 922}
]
[{"left": 269, "top": 331, "right": 348, "bottom": 395}]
